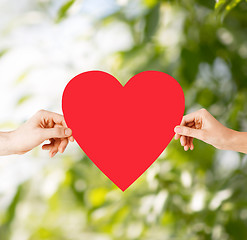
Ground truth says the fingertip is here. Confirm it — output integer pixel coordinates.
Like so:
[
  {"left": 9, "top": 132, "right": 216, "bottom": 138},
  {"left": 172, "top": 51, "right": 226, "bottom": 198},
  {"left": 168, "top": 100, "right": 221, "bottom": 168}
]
[
  {"left": 65, "top": 128, "right": 72, "bottom": 137},
  {"left": 180, "top": 136, "right": 186, "bottom": 146},
  {"left": 58, "top": 147, "right": 65, "bottom": 153},
  {"left": 174, "top": 126, "right": 181, "bottom": 134},
  {"left": 184, "top": 146, "right": 189, "bottom": 151},
  {"left": 50, "top": 151, "right": 57, "bottom": 158},
  {"left": 69, "top": 136, "right": 74, "bottom": 142}
]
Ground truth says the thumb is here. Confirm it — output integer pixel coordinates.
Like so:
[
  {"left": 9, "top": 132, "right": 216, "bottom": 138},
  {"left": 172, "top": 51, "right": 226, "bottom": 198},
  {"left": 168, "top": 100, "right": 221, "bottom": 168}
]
[
  {"left": 174, "top": 126, "right": 204, "bottom": 141},
  {"left": 41, "top": 127, "right": 72, "bottom": 140}
]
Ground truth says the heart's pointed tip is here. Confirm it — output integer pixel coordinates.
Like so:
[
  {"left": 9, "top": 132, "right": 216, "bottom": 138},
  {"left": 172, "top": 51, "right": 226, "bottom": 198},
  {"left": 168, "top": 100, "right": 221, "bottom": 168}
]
[
  {"left": 118, "top": 186, "right": 128, "bottom": 192},
  {"left": 117, "top": 184, "right": 130, "bottom": 192}
]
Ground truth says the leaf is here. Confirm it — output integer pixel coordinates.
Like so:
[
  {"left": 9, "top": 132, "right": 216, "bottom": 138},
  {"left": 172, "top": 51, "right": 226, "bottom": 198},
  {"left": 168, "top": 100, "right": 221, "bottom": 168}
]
[
  {"left": 196, "top": 0, "right": 216, "bottom": 9},
  {"left": 16, "top": 94, "right": 33, "bottom": 106},
  {"left": 3, "top": 186, "right": 22, "bottom": 224},
  {"left": 14, "top": 69, "right": 31, "bottom": 85},
  {"left": 225, "top": 0, "right": 242, "bottom": 10},
  {"left": 144, "top": 3, "right": 160, "bottom": 42},
  {"left": 0, "top": 48, "right": 8, "bottom": 58},
  {"left": 56, "top": 0, "right": 76, "bottom": 23},
  {"left": 215, "top": 0, "right": 243, "bottom": 13},
  {"left": 215, "top": 0, "right": 229, "bottom": 9}
]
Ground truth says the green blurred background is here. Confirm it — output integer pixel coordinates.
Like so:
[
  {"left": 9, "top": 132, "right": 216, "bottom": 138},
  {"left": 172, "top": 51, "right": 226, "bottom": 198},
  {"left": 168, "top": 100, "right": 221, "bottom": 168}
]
[{"left": 0, "top": 0, "right": 247, "bottom": 239}]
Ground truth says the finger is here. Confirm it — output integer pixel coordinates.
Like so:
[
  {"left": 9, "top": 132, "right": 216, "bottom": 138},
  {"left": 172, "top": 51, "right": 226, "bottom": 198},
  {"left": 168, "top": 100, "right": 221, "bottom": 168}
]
[
  {"left": 181, "top": 112, "right": 198, "bottom": 126},
  {"left": 190, "top": 140, "right": 194, "bottom": 150},
  {"left": 58, "top": 138, "right": 69, "bottom": 153},
  {"left": 37, "top": 110, "right": 65, "bottom": 125},
  {"left": 187, "top": 137, "right": 193, "bottom": 150},
  {"left": 182, "top": 122, "right": 194, "bottom": 147},
  {"left": 180, "top": 135, "right": 186, "bottom": 146},
  {"left": 174, "top": 126, "right": 204, "bottom": 140},
  {"left": 188, "top": 125, "right": 196, "bottom": 150},
  {"left": 42, "top": 144, "right": 53, "bottom": 150},
  {"left": 174, "top": 133, "right": 180, "bottom": 140},
  {"left": 185, "top": 136, "right": 191, "bottom": 148},
  {"left": 69, "top": 136, "right": 74, "bottom": 142},
  {"left": 60, "top": 121, "right": 74, "bottom": 142},
  {"left": 187, "top": 122, "right": 194, "bottom": 127},
  {"left": 185, "top": 136, "right": 191, "bottom": 147},
  {"left": 184, "top": 136, "right": 191, "bottom": 149},
  {"left": 49, "top": 139, "right": 61, "bottom": 158},
  {"left": 35, "top": 110, "right": 66, "bottom": 129},
  {"left": 41, "top": 127, "right": 72, "bottom": 140},
  {"left": 61, "top": 119, "right": 68, "bottom": 128},
  {"left": 42, "top": 138, "right": 54, "bottom": 150},
  {"left": 184, "top": 145, "right": 189, "bottom": 151}
]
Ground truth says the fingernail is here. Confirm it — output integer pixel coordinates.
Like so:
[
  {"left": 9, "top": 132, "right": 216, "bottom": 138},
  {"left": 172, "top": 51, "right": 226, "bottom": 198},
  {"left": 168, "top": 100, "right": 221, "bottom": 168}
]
[
  {"left": 51, "top": 152, "right": 56, "bottom": 158},
  {"left": 174, "top": 126, "right": 181, "bottom": 133},
  {"left": 65, "top": 128, "right": 72, "bottom": 136}
]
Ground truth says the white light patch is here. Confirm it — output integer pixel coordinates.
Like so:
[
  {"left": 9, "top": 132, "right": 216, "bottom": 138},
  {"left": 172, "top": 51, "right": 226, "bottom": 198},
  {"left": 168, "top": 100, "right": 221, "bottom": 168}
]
[
  {"left": 209, "top": 189, "right": 232, "bottom": 210},
  {"left": 190, "top": 189, "right": 206, "bottom": 212}
]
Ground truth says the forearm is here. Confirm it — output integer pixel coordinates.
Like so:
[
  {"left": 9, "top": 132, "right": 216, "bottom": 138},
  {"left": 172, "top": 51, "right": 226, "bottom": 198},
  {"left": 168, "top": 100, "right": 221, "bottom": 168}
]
[
  {"left": 0, "top": 131, "right": 15, "bottom": 156},
  {"left": 228, "top": 131, "right": 247, "bottom": 154}
]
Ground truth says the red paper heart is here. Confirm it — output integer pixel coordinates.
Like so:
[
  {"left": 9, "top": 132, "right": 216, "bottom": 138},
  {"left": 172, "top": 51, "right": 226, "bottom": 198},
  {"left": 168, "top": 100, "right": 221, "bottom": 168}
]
[{"left": 62, "top": 71, "right": 184, "bottom": 191}]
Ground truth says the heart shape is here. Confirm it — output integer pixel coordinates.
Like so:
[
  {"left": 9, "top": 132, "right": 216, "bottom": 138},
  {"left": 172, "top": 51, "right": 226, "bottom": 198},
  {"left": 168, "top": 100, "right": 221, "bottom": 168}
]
[{"left": 62, "top": 71, "right": 184, "bottom": 191}]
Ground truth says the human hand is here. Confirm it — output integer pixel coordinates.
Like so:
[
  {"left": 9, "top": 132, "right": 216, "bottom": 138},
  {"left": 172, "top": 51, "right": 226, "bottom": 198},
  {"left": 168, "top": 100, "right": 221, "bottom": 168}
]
[
  {"left": 174, "top": 108, "right": 235, "bottom": 151},
  {"left": 9, "top": 110, "right": 74, "bottom": 157}
]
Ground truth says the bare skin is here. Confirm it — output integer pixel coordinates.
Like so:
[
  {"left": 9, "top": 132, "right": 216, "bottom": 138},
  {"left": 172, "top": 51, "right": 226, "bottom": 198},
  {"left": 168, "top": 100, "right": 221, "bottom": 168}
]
[
  {"left": 0, "top": 110, "right": 74, "bottom": 157},
  {"left": 174, "top": 108, "right": 247, "bottom": 154}
]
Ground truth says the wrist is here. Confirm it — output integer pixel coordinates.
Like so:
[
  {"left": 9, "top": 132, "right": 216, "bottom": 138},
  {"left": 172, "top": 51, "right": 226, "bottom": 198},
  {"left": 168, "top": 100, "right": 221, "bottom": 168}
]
[
  {"left": 0, "top": 131, "right": 16, "bottom": 156},
  {"left": 228, "top": 131, "right": 247, "bottom": 154}
]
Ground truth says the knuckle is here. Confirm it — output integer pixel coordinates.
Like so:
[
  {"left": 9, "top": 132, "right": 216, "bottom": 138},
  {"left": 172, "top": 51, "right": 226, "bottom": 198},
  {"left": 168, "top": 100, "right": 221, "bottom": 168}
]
[
  {"left": 62, "top": 119, "right": 67, "bottom": 127},
  {"left": 55, "top": 127, "right": 61, "bottom": 134},
  {"left": 37, "top": 109, "right": 45, "bottom": 116},
  {"left": 181, "top": 116, "right": 187, "bottom": 125},
  {"left": 184, "top": 127, "right": 191, "bottom": 136},
  {"left": 56, "top": 127, "right": 64, "bottom": 136}
]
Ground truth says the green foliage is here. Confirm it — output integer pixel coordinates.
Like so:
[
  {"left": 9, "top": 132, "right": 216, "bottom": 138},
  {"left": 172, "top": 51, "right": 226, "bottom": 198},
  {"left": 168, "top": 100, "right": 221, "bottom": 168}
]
[{"left": 215, "top": 0, "right": 246, "bottom": 18}]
